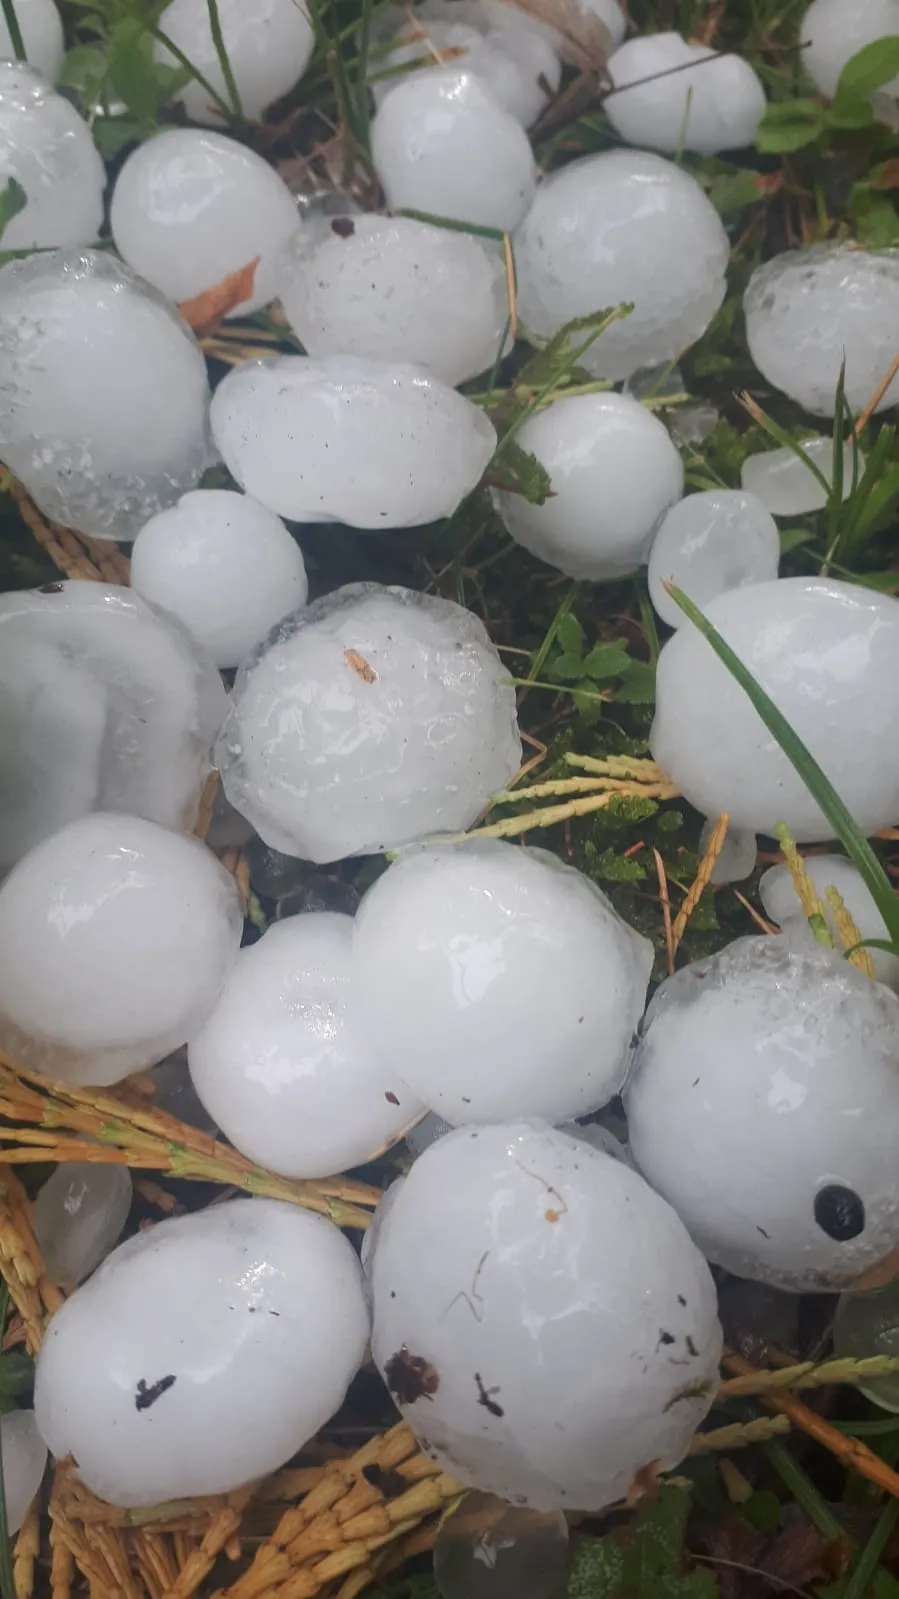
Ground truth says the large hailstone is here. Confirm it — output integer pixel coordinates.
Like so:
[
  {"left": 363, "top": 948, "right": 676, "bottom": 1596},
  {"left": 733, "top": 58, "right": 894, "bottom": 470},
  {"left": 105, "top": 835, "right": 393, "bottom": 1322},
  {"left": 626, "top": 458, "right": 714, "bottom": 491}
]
[
  {"left": 34, "top": 1198, "right": 369, "bottom": 1506},
  {"left": 651, "top": 578, "right": 899, "bottom": 841},
  {"left": 647, "top": 490, "right": 779, "bottom": 630},
  {"left": 370, "top": 1122, "right": 722, "bottom": 1509},
  {"left": 154, "top": 0, "right": 314, "bottom": 124},
  {"left": 493, "top": 392, "right": 683, "bottom": 580},
  {"left": 741, "top": 438, "right": 863, "bottom": 515},
  {"left": 353, "top": 839, "right": 653, "bottom": 1123},
  {"left": 33, "top": 1162, "right": 133, "bottom": 1288},
  {"left": 515, "top": 150, "right": 729, "bottom": 381},
  {"left": 216, "top": 585, "right": 521, "bottom": 862},
  {"left": 625, "top": 937, "right": 899, "bottom": 1292},
  {"left": 0, "top": 249, "right": 214, "bottom": 541},
  {"left": 0, "top": 0, "right": 64, "bottom": 81},
  {"left": 0, "top": 1413, "right": 46, "bottom": 1535},
  {"left": 605, "top": 33, "right": 766, "bottom": 155},
  {"left": 760, "top": 855, "right": 899, "bottom": 990},
  {"left": 0, "top": 63, "right": 104, "bottom": 251},
  {"left": 210, "top": 355, "right": 495, "bottom": 527},
  {"left": 0, "top": 581, "right": 227, "bottom": 870},
  {"left": 188, "top": 913, "right": 424, "bottom": 1177},
  {"left": 800, "top": 0, "right": 899, "bottom": 98},
  {"left": 0, "top": 813, "right": 243, "bottom": 1086},
  {"left": 744, "top": 246, "right": 899, "bottom": 417}
]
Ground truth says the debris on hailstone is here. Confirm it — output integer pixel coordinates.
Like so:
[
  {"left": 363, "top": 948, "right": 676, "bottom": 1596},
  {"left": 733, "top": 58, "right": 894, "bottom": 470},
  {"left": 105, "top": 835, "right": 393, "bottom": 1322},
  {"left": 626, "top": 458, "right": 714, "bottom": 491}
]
[
  {"left": 800, "top": 0, "right": 899, "bottom": 99},
  {"left": 515, "top": 150, "right": 729, "bottom": 380},
  {"left": 34, "top": 1198, "right": 369, "bottom": 1506},
  {"left": 626, "top": 937, "right": 899, "bottom": 1292},
  {"left": 651, "top": 578, "right": 899, "bottom": 841},
  {"left": 0, "top": 1413, "right": 47, "bottom": 1536},
  {"left": 33, "top": 1162, "right": 133, "bottom": 1288},
  {"left": 370, "top": 1122, "right": 722, "bottom": 1509},
  {"left": 760, "top": 855, "right": 899, "bottom": 990},
  {"left": 699, "top": 818, "right": 757, "bottom": 885},
  {"left": 0, "top": 813, "right": 243, "bottom": 1086},
  {"left": 605, "top": 33, "right": 766, "bottom": 154},
  {"left": 217, "top": 585, "right": 521, "bottom": 862},
  {"left": 0, "top": 0, "right": 64, "bottom": 81},
  {"left": 834, "top": 1282, "right": 899, "bottom": 1412},
  {"left": 0, "top": 63, "right": 104, "bottom": 250},
  {"left": 741, "top": 438, "right": 864, "bottom": 515},
  {"left": 647, "top": 489, "right": 779, "bottom": 629},
  {"left": 493, "top": 392, "right": 683, "bottom": 579},
  {"left": 353, "top": 839, "right": 653, "bottom": 1123},
  {"left": 153, "top": 0, "right": 314, "bottom": 124}
]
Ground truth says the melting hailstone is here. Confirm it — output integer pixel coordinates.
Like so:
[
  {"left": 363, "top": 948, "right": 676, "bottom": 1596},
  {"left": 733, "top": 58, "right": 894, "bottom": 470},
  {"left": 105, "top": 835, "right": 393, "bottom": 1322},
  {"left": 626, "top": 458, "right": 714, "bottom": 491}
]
[
  {"left": 759, "top": 855, "right": 899, "bottom": 991},
  {"left": 647, "top": 489, "right": 779, "bottom": 629},
  {"left": 834, "top": 1283, "right": 899, "bottom": 1413},
  {"left": 800, "top": 0, "right": 899, "bottom": 99},
  {"left": 741, "top": 438, "right": 864, "bottom": 515},
  {"left": 605, "top": 33, "right": 766, "bottom": 155},
  {"left": 0, "top": 1413, "right": 46, "bottom": 1536},
  {"left": 153, "top": 0, "right": 314, "bottom": 124},
  {"left": 490, "top": 0, "right": 625, "bottom": 51},
  {"left": 433, "top": 1491, "right": 569, "bottom": 1599},
  {"left": 34, "top": 1162, "right": 133, "bottom": 1288},
  {"left": 0, "top": 62, "right": 104, "bottom": 251},
  {"left": 0, "top": 0, "right": 64, "bottom": 81},
  {"left": 699, "top": 818, "right": 757, "bottom": 885}
]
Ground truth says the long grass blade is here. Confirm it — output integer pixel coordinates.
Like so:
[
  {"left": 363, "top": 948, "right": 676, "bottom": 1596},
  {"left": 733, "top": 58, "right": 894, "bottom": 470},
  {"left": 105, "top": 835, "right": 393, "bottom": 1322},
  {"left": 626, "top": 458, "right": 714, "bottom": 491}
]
[
  {"left": 205, "top": 0, "right": 243, "bottom": 119},
  {"left": 0, "top": 0, "right": 25, "bottom": 59}
]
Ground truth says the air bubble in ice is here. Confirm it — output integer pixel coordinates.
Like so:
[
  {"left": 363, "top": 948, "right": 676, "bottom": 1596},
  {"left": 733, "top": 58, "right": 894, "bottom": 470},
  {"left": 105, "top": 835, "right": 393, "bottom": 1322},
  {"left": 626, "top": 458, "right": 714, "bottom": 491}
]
[
  {"left": 0, "top": 1413, "right": 46, "bottom": 1536},
  {"left": 0, "top": 0, "right": 64, "bottom": 81},
  {"left": 760, "top": 855, "right": 899, "bottom": 990},
  {"left": 741, "top": 438, "right": 864, "bottom": 515},
  {"left": 699, "top": 818, "right": 757, "bottom": 885},
  {"left": 34, "top": 1162, "right": 133, "bottom": 1287},
  {"left": 647, "top": 490, "right": 779, "bottom": 629},
  {"left": 800, "top": 0, "right": 899, "bottom": 99},
  {"left": 834, "top": 1283, "right": 899, "bottom": 1412},
  {"left": 605, "top": 33, "right": 766, "bottom": 155},
  {"left": 0, "top": 63, "right": 104, "bottom": 250},
  {"left": 153, "top": 0, "right": 314, "bottom": 124}
]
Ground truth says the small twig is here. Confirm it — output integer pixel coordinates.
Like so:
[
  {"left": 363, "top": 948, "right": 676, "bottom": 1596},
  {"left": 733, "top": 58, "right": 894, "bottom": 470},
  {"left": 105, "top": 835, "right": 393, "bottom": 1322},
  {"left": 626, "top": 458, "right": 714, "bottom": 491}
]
[
  {"left": 733, "top": 889, "right": 778, "bottom": 934},
  {"left": 688, "top": 1415, "right": 790, "bottom": 1453},
  {"left": 719, "top": 1352, "right": 899, "bottom": 1399},
  {"left": 854, "top": 352, "right": 899, "bottom": 437},
  {"left": 502, "top": 233, "right": 517, "bottom": 340},
  {"left": 653, "top": 848, "right": 675, "bottom": 976},
  {"left": 672, "top": 812, "right": 729, "bottom": 950}
]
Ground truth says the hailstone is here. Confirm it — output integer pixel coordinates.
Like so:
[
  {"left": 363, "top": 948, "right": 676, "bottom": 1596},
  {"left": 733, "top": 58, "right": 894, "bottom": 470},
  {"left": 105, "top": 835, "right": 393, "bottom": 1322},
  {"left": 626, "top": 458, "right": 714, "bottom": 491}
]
[
  {"left": 0, "top": 813, "right": 243, "bottom": 1086},
  {"left": 493, "top": 392, "right": 683, "bottom": 580},
  {"left": 0, "top": 0, "right": 64, "bottom": 81},
  {"left": 352, "top": 839, "right": 653, "bottom": 1124},
  {"left": 760, "top": 855, "right": 899, "bottom": 990},
  {"left": 34, "top": 1198, "right": 369, "bottom": 1506},
  {"left": 800, "top": 0, "right": 899, "bottom": 98},
  {"left": 605, "top": 33, "right": 766, "bottom": 155},
  {"left": 0, "top": 63, "right": 104, "bottom": 250},
  {"left": 0, "top": 1413, "right": 46, "bottom": 1536},
  {"left": 834, "top": 1283, "right": 899, "bottom": 1412},
  {"left": 33, "top": 1161, "right": 133, "bottom": 1287},
  {"left": 154, "top": 0, "right": 314, "bottom": 124},
  {"left": 216, "top": 585, "right": 521, "bottom": 862},
  {"left": 699, "top": 818, "right": 757, "bottom": 885},
  {"left": 741, "top": 438, "right": 863, "bottom": 515},
  {"left": 625, "top": 937, "right": 899, "bottom": 1292},
  {"left": 651, "top": 578, "right": 899, "bottom": 841},
  {"left": 647, "top": 490, "right": 779, "bottom": 629},
  {"left": 370, "top": 1122, "right": 722, "bottom": 1509},
  {"left": 0, "top": 249, "right": 214, "bottom": 541}
]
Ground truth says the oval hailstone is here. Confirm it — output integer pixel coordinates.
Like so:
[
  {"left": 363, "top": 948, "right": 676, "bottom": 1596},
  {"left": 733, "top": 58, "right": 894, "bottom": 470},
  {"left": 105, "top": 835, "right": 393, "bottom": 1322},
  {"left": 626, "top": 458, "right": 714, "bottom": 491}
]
[
  {"left": 800, "top": 0, "right": 899, "bottom": 98},
  {"left": 0, "top": 1413, "right": 46, "bottom": 1536},
  {"left": 647, "top": 490, "right": 780, "bottom": 629},
  {"left": 217, "top": 585, "right": 521, "bottom": 862},
  {"left": 0, "top": 63, "right": 104, "bottom": 250},
  {"left": 515, "top": 150, "right": 729, "bottom": 380},
  {"left": 0, "top": 813, "right": 243, "bottom": 1085},
  {"left": 0, "top": 249, "right": 214, "bottom": 541},
  {"left": 760, "top": 855, "right": 899, "bottom": 990},
  {"left": 626, "top": 937, "right": 899, "bottom": 1292},
  {"left": 489, "top": 0, "right": 626, "bottom": 52},
  {"left": 34, "top": 1162, "right": 133, "bottom": 1287},
  {"left": 741, "top": 438, "right": 864, "bottom": 515},
  {"left": 154, "top": 0, "right": 314, "bottom": 123},
  {"left": 605, "top": 33, "right": 766, "bottom": 154},
  {"left": 210, "top": 354, "right": 496, "bottom": 527},
  {"left": 0, "top": 0, "right": 64, "bottom": 81},
  {"left": 651, "top": 578, "right": 899, "bottom": 841},
  {"left": 353, "top": 839, "right": 653, "bottom": 1124},
  {"left": 35, "top": 1198, "right": 369, "bottom": 1506},
  {"left": 370, "top": 1122, "right": 721, "bottom": 1509},
  {"left": 493, "top": 392, "right": 683, "bottom": 579}
]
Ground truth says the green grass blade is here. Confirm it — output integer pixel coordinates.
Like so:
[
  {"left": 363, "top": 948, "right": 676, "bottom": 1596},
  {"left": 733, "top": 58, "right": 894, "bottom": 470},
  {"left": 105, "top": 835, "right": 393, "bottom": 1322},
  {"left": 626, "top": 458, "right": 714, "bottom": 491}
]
[
  {"left": 205, "top": 0, "right": 243, "bottom": 119},
  {"left": 843, "top": 1498, "right": 899, "bottom": 1599},
  {"left": 0, "top": 0, "right": 25, "bottom": 60},
  {"left": 150, "top": 23, "right": 237, "bottom": 123}
]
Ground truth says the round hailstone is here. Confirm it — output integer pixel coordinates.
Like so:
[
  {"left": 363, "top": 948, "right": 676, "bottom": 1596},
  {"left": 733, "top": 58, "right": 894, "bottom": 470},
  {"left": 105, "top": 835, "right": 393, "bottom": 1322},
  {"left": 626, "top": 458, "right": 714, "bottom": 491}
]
[
  {"left": 130, "top": 490, "right": 308, "bottom": 670},
  {"left": 760, "top": 855, "right": 899, "bottom": 990},
  {"left": 800, "top": 0, "right": 899, "bottom": 98},
  {"left": 371, "top": 68, "right": 537, "bottom": 232},
  {"left": 651, "top": 578, "right": 899, "bottom": 841},
  {"left": 647, "top": 490, "right": 779, "bottom": 629},
  {"left": 210, "top": 355, "right": 496, "bottom": 527},
  {"left": 741, "top": 438, "right": 864, "bottom": 515},
  {"left": 744, "top": 245, "right": 899, "bottom": 416},
  {"left": 353, "top": 839, "right": 653, "bottom": 1123},
  {"left": 515, "top": 150, "right": 729, "bottom": 381},
  {"left": 370, "top": 1122, "right": 722, "bottom": 1509},
  {"left": 217, "top": 584, "right": 521, "bottom": 862},
  {"left": 487, "top": 0, "right": 625, "bottom": 55},
  {"left": 493, "top": 392, "right": 683, "bottom": 580},
  {"left": 0, "top": 813, "right": 243, "bottom": 1086},
  {"left": 605, "top": 33, "right": 766, "bottom": 154},
  {"left": 0, "top": 249, "right": 214, "bottom": 542},
  {"left": 34, "top": 1197, "right": 369, "bottom": 1506},
  {"left": 0, "top": 0, "right": 64, "bottom": 81},
  {"left": 33, "top": 1162, "right": 133, "bottom": 1287},
  {"left": 276, "top": 214, "right": 511, "bottom": 387},
  {"left": 0, "top": 62, "right": 104, "bottom": 250},
  {"left": 110, "top": 129, "right": 301, "bottom": 316},
  {"left": 834, "top": 1283, "right": 899, "bottom": 1412},
  {"left": 0, "top": 1413, "right": 46, "bottom": 1536},
  {"left": 699, "top": 818, "right": 757, "bottom": 885},
  {"left": 153, "top": 0, "right": 314, "bottom": 124},
  {"left": 0, "top": 581, "right": 228, "bottom": 870},
  {"left": 625, "top": 937, "right": 899, "bottom": 1292}
]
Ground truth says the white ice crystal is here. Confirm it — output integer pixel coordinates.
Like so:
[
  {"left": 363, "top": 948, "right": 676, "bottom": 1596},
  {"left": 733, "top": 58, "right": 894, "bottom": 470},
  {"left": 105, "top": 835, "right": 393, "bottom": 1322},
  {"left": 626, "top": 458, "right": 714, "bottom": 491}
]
[
  {"left": 216, "top": 585, "right": 521, "bottom": 862},
  {"left": 0, "top": 63, "right": 104, "bottom": 250},
  {"left": 0, "top": 1413, "right": 46, "bottom": 1536},
  {"left": 699, "top": 818, "right": 757, "bottom": 885},
  {"left": 34, "top": 1161, "right": 133, "bottom": 1287},
  {"left": 515, "top": 150, "right": 730, "bottom": 380},
  {"left": 153, "top": 0, "right": 314, "bottom": 124},
  {"left": 760, "top": 855, "right": 899, "bottom": 990},
  {"left": 800, "top": 0, "right": 899, "bottom": 99},
  {"left": 605, "top": 33, "right": 766, "bottom": 155},
  {"left": 647, "top": 490, "right": 779, "bottom": 629},
  {"left": 34, "top": 1198, "right": 369, "bottom": 1506},
  {"left": 0, "top": 0, "right": 64, "bottom": 81},
  {"left": 741, "top": 438, "right": 864, "bottom": 515}
]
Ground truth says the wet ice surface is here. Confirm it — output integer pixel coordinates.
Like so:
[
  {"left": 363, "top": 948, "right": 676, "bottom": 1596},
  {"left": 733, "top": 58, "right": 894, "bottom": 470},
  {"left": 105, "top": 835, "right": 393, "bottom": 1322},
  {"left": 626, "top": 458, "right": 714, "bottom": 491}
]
[
  {"left": 0, "top": 1412, "right": 46, "bottom": 1535},
  {"left": 605, "top": 33, "right": 766, "bottom": 155},
  {"left": 0, "top": 0, "right": 64, "bottom": 80},
  {"left": 153, "top": 0, "right": 314, "bottom": 123},
  {"left": 0, "top": 581, "right": 227, "bottom": 869},
  {"left": 0, "top": 813, "right": 243, "bottom": 1085},
  {"left": 34, "top": 1161, "right": 133, "bottom": 1287},
  {"left": 515, "top": 150, "right": 729, "bottom": 380},
  {"left": 353, "top": 839, "right": 653, "bottom": 1124},
  {"left": 760, "top": 855, "right": 899, "bottom": 990},
  {"left": 651, "top": 578, "right": 899, "bottom": 841},
  {"left": 834, "top": 1282, "right": 899, "bottom": 1412},
  {"left": 741, "top": 438, "right": 864, "bottom": 515},
  {"left": 217, "top": 585, "right": 521, "bottom": 862},
  {"left": 0, "top": 63, "right": 104, "bottom": 250},
  {"left": 0, "top": 249, "right": 215, "bottom": 541},
  {"left": 647, "top": 490, "right": 780, "bottom": 629},
  {"left": 699, "top": 818, "right": 757, "bottom": 885},
  {"left": 626, "top": 937, "right": 899, "bottom": 1291},
  {"left": 800, "top": 0, "right": 899, "bottom": 98},
  {"left": 370, "top": 1122, "right": 721, "bottom": 1509},
  {"left": 34, "top": 1197, "right": 369, "bottom": 1505},
  {"left": 433, "top": 1492, "right": 569, "bottom": 1599}
]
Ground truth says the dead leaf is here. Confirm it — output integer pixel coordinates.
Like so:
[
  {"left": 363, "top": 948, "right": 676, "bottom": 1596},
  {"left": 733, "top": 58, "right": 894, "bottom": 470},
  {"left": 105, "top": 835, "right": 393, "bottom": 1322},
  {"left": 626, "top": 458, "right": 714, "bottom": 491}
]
[
  {"left": 177, "top": 257, "right": 260, "bottom": 335},
  {"left": 626, "top": 1458, "right": 662, "bottom": 1508},
  {"left": 758, "top": 1507, "right": 851, "bottom": 1592},
  {"left": 874, "top": 157, "right": 899, "bottom": 189},
  {"left": 344, "top": 648, "right": 377, "bottom": 683},
  {"left": 493, "top": 0, "right": 609, "bottom": 72}
]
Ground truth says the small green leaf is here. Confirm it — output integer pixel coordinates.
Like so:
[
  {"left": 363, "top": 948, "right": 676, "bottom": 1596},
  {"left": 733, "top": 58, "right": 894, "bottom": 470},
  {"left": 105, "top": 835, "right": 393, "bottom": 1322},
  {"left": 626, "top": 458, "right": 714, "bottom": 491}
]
[
  {"left": 826, "top": 95, "right": 876, "bottom": 129},
  {"left": 615, "top": 659, "right": 657, "bottom": 703},
  {"left": 497, "top": 441, "right": 553, "bottom": 505},
  {"left": 567, "top": 1484, "right": 716, "bottom": 1599},
  {"left": 108, "top": 16, "right": 167, "bottom": 121},
  {"left": 833, "top": 35, "right": 899, "bottom": 103},
  {"left": 0, "top": 179, "right": 25, "bottom": 244},
  {"left": 581, "top": 641, "right": 632, "bottom": 680},
  {"left": 556, "top": 612, "right": 585, "bottom": 656},
  {"left": 756, "top": 98, "right": 825, "bottom": 153},
  {"left": 0, "top": 1353, "right": 33, "bottom": 1414},
  {"left": 778, "top": 527, "right": 816, "bottom": 554},
  {"left": 91, "top": 117, "right": 145, "bottom": 159},
  {"left": 549, "top": 651, "right": 590, "bottom": 682},
  {"left": 57, "top": 42, "right": 108, "bottom": 105},
  {"left": 707, "top": 169, "right": 767, "bottom": 214}
]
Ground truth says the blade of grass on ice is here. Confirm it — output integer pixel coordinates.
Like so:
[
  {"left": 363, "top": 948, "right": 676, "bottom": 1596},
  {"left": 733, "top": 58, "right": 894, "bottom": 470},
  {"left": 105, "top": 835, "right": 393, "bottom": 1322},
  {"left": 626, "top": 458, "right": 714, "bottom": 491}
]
[{"left": 0, "top": 0, "right": 24, "bottom": 60}]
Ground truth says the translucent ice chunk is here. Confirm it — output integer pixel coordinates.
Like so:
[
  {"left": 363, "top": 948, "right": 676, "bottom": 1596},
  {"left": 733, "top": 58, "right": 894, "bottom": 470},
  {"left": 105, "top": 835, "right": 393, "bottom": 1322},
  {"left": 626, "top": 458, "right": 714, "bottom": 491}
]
[
  {"left": 0, "top": 249, "right": 215, "bottom": 541},
  {"left": 0, "top": 63, "right": 104, "bottom": 250},
  {"left": 647, "top": 489, "right": 779, "bottom": 629},
  {"left": 34, "top": 1161, "right": 133, "bottom": 1287},
  {"left": 0, "top": 0, "right": 64, "bottom": 81},
  {"left": 651, "top": 578, "right": 899, "bottom": 841},
  {"left": 741, "top": 437, "right": 863, "bottom": 515},
  {"left": 0, "top": 1412, "right": 46, "bottom": 1535},
  {"left": 515, "top": 150, "right": 729, "bottom": 381},
  {"left": 800, "top": 0, "right": 899, "bottom": 99},
  {"left": 433, "top": 1493, "right": 569, "bottom": 1599},
  {"left": 760, "top": 854, "right": 899, "bottom": 990},
  {"left": 210, "top": 354, "right": 496, "bottom": 527},
  {"left": 605, "top": 33, "right": 766, "bottom": 155},
  {"left": 217, "top": 584, "right": 521, "bottom": 862},
  {"left": 153, "top": 0, "right": 314, "bottom": 124},
  {"left": 699, "top": 818, "right": 757, "bottom": 885},
  {"left": 493, "top": 391, "right": 683, "bottom": 579},
  {"left": 834, "top": 1283, "right": 899, "bottom": 1412}
]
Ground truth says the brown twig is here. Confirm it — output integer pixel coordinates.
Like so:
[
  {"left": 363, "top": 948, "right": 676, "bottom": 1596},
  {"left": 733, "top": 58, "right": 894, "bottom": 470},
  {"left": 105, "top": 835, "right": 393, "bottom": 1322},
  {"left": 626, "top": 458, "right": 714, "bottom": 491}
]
[
  {"left": 672, "top": 812, "right": 729, "bottom": 950},
  {"left": 653, "top": 848, "right": 675, "bottom": 976}
]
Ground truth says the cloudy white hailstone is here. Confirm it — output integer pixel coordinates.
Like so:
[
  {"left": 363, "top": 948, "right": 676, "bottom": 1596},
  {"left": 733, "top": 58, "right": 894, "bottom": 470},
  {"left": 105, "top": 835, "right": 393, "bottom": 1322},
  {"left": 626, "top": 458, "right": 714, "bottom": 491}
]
[
  {"left": 0, "top": 581, "right": 227, "bottom": 870},
  {"left": 0, "top": 813, "right": 243, "bottom": 1086},
  {"left": 211, "top": 354, "right": 495, "bottom": 527},
  {"left": 33, "top": 1162, "right": 133, "bottom": 1288},
  {"left": 493, "top": 392, "right": 683, "bottom": 580},
  {"left": 276, "top": 214, "right": 511, "bottom": 387},
  {"left": 741, "top": 438, "right": 864, "bottom": 515},
  {"left": 0, "top": 1413, "right": 46, "bottom": 1536},
  {"left": 154, "top": 0, "right": 314, "bottom": 123},
  {"left": 651, "top": 578, "right": 899, "bottom": 841},
  {"left": 626, "top": 937, "right": 899, "bottom": 1292},
  {"left": 0, "top": 63, "right": 104, "bottom": 251},
  {"left": 370, "top": 1122, "right": 721, "bottom": 1508},
  {"left": 130, "top": 491, "right": 308, "bottom": 670},
  {"left": 744, "top": 245, "right": 899, "bottom": 416},
  {"left": 488, "top": 0, "right": 626, "bottom": 53},
  {"left": 699, "top": 818, "right": 757, "bottom": 885},
  {"left": 0, "top": 0, "right": 64, "bottom": 80},
  {"left": 353, "top": 839, "right": 653, "bottom": 1124},
  {"left": 760, "top": 856, "right": 899, "bottom": 990},
  {"left": 605, "top": 33, "right": 766, "bottom": 155},
  {"left": 0, "top": 249, "right": 214, "bottom": 541},
  {"left": 647, "top": 490, "right": 779, "bottom": 630},
  {"left": 834, "top": 1284, "right": 899, "bottom": 1413},
  {"left": 800, "top": 0, "right": 899, "bottom": 98},
  {"left": 35, "top": 1198, "right": 369, "bottom": 1506},
  {"left": 371, "top": 69, "right": 537, "bottom": 231},
  {"left": 515, "top": 150, "right": 729, "bottom": 381},
  {"left": 217, "top": 585, "right": 521, "bottom": 861}
]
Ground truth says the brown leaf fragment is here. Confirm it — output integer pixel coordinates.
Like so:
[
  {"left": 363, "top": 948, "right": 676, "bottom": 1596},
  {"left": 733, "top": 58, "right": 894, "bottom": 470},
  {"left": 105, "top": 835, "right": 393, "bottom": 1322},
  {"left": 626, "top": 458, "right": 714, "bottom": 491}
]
[
  {"left": 626, "top": 1458, "right": 662, "bottom": 1508},
  {"left": 178, "top": 257, "right": 260, "bottom": 334},
  {"left": 345, "top": 647, "right": 377, "bottom": 683}
]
